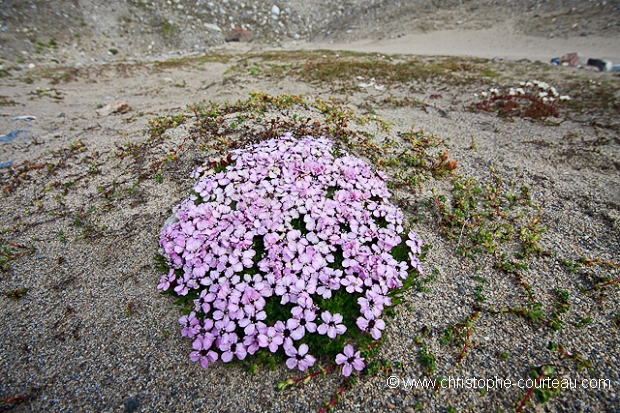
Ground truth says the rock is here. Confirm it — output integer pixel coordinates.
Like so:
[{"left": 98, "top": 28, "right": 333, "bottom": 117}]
[
  {"left": 271, "top": 5, "right": 280, "bottom": 16},
  {"left": 10, "top": 115, "right": 36, "bottom": 122},
  {"left": 225, "top": 28, "right": 254, "bottom": 42},
  {"left": 204, "top": 23, "right": 221, "bottom": 32},
  {"left": 124, "top": 397, "right": 140, "bottom": 413},
  {"left": 0, "top": 130, "right": 31, "bottom": 143},
  {"left": 96, "top": 100, "right": 131, "bottom": 116}
]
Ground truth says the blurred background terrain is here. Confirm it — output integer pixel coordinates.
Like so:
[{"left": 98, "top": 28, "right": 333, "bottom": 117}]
[{"left": 1, "top": 0, "right": 619, "bottom": 64}]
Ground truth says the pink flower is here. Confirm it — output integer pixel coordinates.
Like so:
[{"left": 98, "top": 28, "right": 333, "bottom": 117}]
[
  {"left": 179, "top": 312, "right": 200, "bottom": 338},
  {"left": 291, "top": 306, "right": 317, "bottom": 334},
  {"left": 238, "top": 309, "right": 267, "bottom": 336},
  {"left": 257, "top": 326, "right": 283, "bottom": 353},
  {"left": 190, "top": 334, "right": 218, "bottom": 368},
  {"left": 357, "top": 290, "right": 387, "bottom": 319},
  {"left": 157, "top": 268, "right": 176, "bottom": 291},
  {"left": 406, "top": 230, "right": 423, "bottom": 255},
  {"left": 285, "top": 343, "right": 316, "bottom": 371},
  {"left": 158, "top": 134, "right": 425, "bottom": 372},
  {"left": 356, "top": 315, "right": 386, "bottom": 340},
  {"left": 335, "top": 345, "right": 365, "bottom": 377},
  {"left": 317, "top": 311, "right": 347, "bottom": 339},
  {"left": 220, "top": 333, "right": 247, "bottom": 362}
]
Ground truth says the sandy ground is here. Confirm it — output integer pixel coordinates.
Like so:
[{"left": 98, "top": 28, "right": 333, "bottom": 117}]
[
  {"left": 1, "top": 7, "right": 619, "bottom": 413},
  {"left": 301, "top": 26, "right": 620, "bottom": 63}
]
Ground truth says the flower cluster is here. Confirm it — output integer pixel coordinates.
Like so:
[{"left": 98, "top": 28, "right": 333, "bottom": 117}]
[
  {"left": 158, "top": 133, "right": 423, "bottom": 376},
  {"left": 472, "top": 80, "right": 570, "bottom": 120}
]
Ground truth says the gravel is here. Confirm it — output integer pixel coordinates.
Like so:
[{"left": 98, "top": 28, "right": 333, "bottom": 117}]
[{"left": 0, "top": 3, "right": 619, "bottom": 412}]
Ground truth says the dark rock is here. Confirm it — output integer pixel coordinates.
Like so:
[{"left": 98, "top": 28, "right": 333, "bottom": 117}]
[
  {"left": 225, "top": 28, "right": 254, "bottom": 42},
  {"left": 124, "top": 397, "right": 140, "bottom": 413},
  {"left": 0, "top": 130, "right": 31, "bottom": 143}
]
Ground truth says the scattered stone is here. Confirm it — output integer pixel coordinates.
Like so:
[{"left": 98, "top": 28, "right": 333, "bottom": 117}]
[
  {"left": 358, "top": 77, "right": 376, "bottom": 88},
  {"left": 10, "top": 115, "right": 36, "bottom": 122},
  {"left": 271, "top": 5, "right": 280, "bottom": 16},
  {"left": 124, "top": 397, "right": 140, "bottom": 413},
  {"left": 225, "top": 28, "right": 254, "bottom": 42},
  {"left": 204, "top": 23, "right": 222, "bottom": 32},
  {"left": 96, "top": 100, "right": 131, "bottom": 116},
  {"left": 0, "top": 130, "right": 31, "bottom": 143}
]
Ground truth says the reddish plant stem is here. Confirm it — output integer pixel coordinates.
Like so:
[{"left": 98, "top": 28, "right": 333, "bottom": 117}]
[
  {"left": 580, "top": 257, "right": 620, "bottom": 268},
  {"left": 317, "top": 382, "right": 349, "bottom": 413},
  {"left": 455, "top": 310, "right": 480, "bottom": 364},
  {"left": 515, "top": 371, "right": 548, "bottom": 413},
  {"left": 292, "top": 365, "right": 336, "bottom": 385},
  {"left": 364, "top": 340, "right": 381, "bottom": 353},
  {"left": 587, "top": 277, "right": 620, "bottom": 291},
  {"left": 555, "top": 346, "right": 573, "bottom": 359},
  {"left": 456, "top": 329, "right": 471, "bottom": 364}
]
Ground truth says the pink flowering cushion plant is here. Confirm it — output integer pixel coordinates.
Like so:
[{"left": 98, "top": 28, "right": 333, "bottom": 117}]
[{"left": 157, "top": 133, "right": 424, "bottom": 377}]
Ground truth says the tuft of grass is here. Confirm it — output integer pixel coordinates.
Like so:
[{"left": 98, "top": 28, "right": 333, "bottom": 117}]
[
  {"left": 0, "top": 95, "right": 19, "bottom": 106},
  {"left": 0, "top": 239, "right": 33, "bottom": 272},
  {"left": 417, "top": 344, "right": 437, "bottom": 375},
  {"left": 431, "top": 167, "right": 545, "bottom": 260},
  {"left": 160, "top": 21, "right": 178, "bottom": 38},
  {"left": 5, "top": 287, "right": 28, "bottom": 299}
]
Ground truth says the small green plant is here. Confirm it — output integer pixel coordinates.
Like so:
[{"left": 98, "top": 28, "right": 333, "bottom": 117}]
[
  {"left": 442, "top": 310, "right": 480, "bottom": 364},
  {"left": 0, "top": 240, "right": 33, "bottom": 271},
  {"left": 57, "top": 230, "right": 67, "bottom": 243},
  {"left": 160, "top": 21, "right": 178, "bottom": 37},
  {"left": 577, "top": 317, "right": 593, "bottom": 328},
  {"left": 548, "top": 289, "right": 570, "bottom": 331},
  {"left": 417, "top": 344, "right": 437, "bottom": 375},
  {"left": 124, "top": 300, "right": 137, "bottom": 317},
  {"left": 432, "top": 169, "right": 543, "bottom": 260},
  {"left": 469, "top": 135, "right": 478, "bottom": 151},
  {"left": 0, "top": 95, "right": 19, "bottom": 106},
  {"left": 547, "top": 342, "right": 592, "bottom": 370},
  {"left": 5, "top": 287, "right": 28, "bottom": 299},
  {"left": 515, "top": 365, "right": 561, "bottom": 412},
  {"left": 473, "top": 285, "right": 486, "bottom": 303}
]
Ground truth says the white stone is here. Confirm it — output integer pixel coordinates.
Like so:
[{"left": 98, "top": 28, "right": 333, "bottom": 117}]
[
  {"left": 271, "top": 5, "right": 280, "bottom": 15},
  {"left": 204, "top": 23, "right": 221, "bottom": 32}
]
